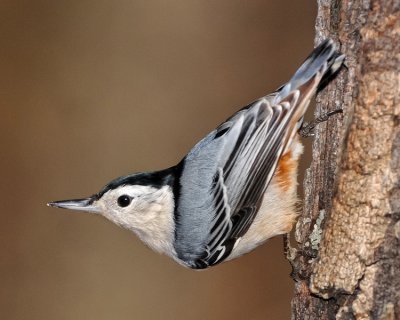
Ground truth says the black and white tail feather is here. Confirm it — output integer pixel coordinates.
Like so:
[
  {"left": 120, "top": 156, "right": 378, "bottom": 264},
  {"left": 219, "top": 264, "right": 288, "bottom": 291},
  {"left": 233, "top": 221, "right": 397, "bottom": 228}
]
[{"left": 174, "top": 39, "right": 344, "bottom": 269}]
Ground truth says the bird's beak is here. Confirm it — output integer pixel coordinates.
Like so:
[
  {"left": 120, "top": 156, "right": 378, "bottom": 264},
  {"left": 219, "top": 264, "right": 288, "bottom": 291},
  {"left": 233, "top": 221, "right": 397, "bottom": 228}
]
[{"left": 47, "top": 197, "right": 101, "bottom": 213}]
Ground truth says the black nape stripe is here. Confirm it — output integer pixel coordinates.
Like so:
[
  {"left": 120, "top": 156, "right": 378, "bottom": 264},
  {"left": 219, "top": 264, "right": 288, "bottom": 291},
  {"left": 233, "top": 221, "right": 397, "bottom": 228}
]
[
  {"left": 95, "top": 165, "right": 179, "bottom": 200},
  {"left": 171, "top": 160, "right": 184, "bottom": 221}
]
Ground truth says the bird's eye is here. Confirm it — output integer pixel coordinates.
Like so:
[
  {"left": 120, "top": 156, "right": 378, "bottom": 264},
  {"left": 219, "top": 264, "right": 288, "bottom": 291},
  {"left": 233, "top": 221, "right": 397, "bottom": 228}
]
[{"left": 117, "top": 195, "right": 132, "bottom": 207}]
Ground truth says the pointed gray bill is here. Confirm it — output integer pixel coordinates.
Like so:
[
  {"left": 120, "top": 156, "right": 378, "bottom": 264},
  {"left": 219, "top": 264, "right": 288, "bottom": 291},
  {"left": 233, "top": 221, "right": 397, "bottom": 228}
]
[{"left": 47, "top": 197, "right": 100, "bottom": 213}]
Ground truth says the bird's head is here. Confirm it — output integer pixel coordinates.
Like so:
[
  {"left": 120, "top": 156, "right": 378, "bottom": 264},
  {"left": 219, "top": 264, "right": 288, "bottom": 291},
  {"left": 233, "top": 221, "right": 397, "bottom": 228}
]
[{"left": 48, "top": 169, "right": 178, "bottom": 256}]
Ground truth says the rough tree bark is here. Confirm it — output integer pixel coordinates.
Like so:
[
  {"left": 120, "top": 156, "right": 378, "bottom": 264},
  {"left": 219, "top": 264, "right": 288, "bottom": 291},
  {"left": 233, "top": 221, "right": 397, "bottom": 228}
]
[{"left": 289, "top": 0, "right": 399, "bottom": 319}]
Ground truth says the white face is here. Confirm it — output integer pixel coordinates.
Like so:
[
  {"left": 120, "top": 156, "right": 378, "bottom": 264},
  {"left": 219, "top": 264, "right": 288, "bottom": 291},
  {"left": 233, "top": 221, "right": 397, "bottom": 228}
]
[
  {"left": 95, "top": 185, "right": 163, "bottom": 227},
  {"left": 93, "top": 185, "right": 177, "bottom": 257}
]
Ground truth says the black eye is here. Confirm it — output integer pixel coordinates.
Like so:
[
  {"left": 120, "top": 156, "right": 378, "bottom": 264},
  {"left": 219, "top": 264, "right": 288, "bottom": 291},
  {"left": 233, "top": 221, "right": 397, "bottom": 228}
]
[{"left": 117, "top": 195, "right": 132, "bottom": 207}]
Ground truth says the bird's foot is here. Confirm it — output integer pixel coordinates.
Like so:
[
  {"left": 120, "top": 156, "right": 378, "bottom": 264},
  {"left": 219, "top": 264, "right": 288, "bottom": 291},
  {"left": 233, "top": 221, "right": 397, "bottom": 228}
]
[{"left": 299, "top": 108, "right": 343, "bottom": 138}]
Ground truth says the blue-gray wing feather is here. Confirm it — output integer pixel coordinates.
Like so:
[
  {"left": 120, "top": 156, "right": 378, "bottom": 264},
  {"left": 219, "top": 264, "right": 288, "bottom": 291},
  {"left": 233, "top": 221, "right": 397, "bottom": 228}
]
[
  {"left": 174, "top": 39, "right": 344, "bottom": 268},
  {"left": 175, "top": 95, "right": 296, "bottom": 267}
]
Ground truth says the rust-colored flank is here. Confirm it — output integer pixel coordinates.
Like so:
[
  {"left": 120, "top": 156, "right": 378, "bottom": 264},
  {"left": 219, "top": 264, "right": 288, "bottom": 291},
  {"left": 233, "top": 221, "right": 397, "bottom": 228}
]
[{"left": 275, "top": 150, "right": 296, "bottom": 192}]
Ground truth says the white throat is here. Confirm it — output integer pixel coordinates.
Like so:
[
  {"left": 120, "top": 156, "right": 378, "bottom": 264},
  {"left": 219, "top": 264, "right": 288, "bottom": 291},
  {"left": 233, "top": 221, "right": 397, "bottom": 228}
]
[
  {"left": 98, "top": 185, "right": 178, "bottom": 259},
  {"left": 129, "top": 186, "right": 177, "bottom": 257}
]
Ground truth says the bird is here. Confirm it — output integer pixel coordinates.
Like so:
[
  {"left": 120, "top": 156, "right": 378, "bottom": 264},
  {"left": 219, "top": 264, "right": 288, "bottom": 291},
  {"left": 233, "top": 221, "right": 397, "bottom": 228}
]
[{"left": 48, "top": 39, "right": 344, "bottom": 269}]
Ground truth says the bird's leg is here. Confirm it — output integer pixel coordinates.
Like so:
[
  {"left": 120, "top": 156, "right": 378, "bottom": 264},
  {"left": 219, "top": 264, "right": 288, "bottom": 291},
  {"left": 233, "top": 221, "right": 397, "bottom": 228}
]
[
  {"left": 299, "top": 108, "right": 343, "bottom": 138},
  {"left": 283, "top": 233, "right": 300, "bottom": 280},
  {"left": 284, "top": 234, "right": 310, "bottom": 281},
  {"left": 283, "top": 233, "right": 295, "bottom": 261}
]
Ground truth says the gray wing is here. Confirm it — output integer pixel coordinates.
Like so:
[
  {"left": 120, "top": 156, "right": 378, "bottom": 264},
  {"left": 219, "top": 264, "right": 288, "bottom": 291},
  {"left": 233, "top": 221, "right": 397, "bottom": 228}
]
[
  {"left": 174, "top": 39, "right": 344, "bottom": 268},
  {"left": 174, "top": 95, "right": 298, "bottom": 268},
  {"left": 201, "top": 96, "right": 297, "bottom": 266}
]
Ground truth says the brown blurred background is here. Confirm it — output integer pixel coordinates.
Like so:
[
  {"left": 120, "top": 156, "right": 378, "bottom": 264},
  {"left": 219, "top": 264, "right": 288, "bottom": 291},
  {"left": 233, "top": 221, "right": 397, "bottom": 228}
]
[{"left": 0, "top": 1, "right": 316, "bottom": 319}]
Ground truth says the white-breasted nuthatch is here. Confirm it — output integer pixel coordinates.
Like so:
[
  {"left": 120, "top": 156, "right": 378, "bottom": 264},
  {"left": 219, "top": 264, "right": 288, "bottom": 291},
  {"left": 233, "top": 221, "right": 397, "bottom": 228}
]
[{"left": 48, "top": 39, "right": 344, "bottom": 269}]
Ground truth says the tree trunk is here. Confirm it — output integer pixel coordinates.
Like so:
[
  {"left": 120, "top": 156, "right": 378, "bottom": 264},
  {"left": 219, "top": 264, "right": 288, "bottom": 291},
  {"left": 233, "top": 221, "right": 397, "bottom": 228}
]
[{"left": 290, "top": 0, "right": 400, "bottom": 319}]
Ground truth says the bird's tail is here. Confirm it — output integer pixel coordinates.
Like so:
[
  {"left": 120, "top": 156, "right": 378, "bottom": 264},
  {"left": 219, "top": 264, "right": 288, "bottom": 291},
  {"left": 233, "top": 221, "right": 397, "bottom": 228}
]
[
  {"left": 272, "top": 39, "right": 344, "bottom": 153},
  {"left": 275, "top": 39, "right": 344, "bottom": 105}
]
